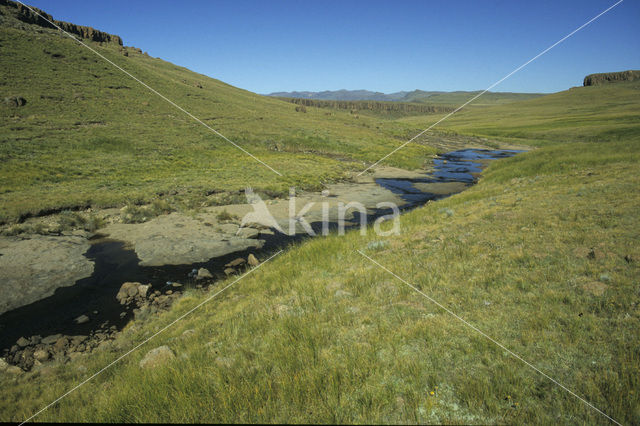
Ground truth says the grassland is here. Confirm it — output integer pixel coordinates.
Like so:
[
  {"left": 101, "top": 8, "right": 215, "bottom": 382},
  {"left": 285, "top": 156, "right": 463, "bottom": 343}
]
[
  {"left": 1, "top": 5, "right": 639, "bottom": 424},
  {"left": 2, "top": 75, "right": 639, "bottom": 423},
  {"left": 0, "top": 23, "right": 443, "bottom": 223}
]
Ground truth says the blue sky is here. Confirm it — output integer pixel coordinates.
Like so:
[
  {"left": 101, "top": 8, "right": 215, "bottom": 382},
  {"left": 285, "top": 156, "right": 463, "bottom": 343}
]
[{"left": 25, "top": 0, "right": 640, "bottom": 94}]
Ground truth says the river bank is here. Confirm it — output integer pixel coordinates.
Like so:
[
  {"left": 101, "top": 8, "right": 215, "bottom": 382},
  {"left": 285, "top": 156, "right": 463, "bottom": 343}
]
[{"left": 0, "top": 149, "right": 522, "bottom": 371}]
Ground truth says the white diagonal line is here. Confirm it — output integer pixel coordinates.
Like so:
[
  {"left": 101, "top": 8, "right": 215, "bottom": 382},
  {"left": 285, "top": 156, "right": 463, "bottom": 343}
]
[
  {"left": 15, "top": 1, "right": 282, "bottom": 176},
  {"left": 19, "top": 250, "right": 283, "bottom": 425},
  {"left": 356, "top": 249, "right": 621, "bottom": 425},
  {"left": 357, "top": 0, "right": 624, "bottom": 176}
]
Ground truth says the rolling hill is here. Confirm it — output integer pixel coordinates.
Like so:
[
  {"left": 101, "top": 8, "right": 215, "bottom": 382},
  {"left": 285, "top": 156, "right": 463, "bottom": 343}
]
[
  {"left": 1, "top": 1, "right": 639, "bottom": 424},
  {"left": 267, "top": 88, "right": 545, "bottom": 106}
]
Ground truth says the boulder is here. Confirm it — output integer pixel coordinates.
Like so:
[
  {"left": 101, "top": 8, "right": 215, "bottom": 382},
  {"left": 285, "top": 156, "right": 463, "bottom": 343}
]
[
  {"left": 116, "top": 282, "right": 140, "bottom": 304},
  {"left": 247, "top": 254, "right": 260, "bottom": 267},
  {"left": 16, "top": 337, "right": 30, "bottom": 348},
  {"left": 138, "top": 284, "right": 151, "bottom": 298},
  {"left": 0, "top": 358, "right": 8, "bottom": 371},
  {"left": 139, "top": 345, "right": 175, "bottom": 369},
  {"left": 196, "top": 268, "right": 213, "bottom": 280},
  {"left": 223, "top": 267, "right": 235, "bottom": 276}
]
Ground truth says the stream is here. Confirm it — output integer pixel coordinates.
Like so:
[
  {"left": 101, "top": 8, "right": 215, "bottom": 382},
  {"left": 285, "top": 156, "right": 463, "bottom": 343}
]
[{"left": 0, "top": 149, "right": 522, "bottom": 353}]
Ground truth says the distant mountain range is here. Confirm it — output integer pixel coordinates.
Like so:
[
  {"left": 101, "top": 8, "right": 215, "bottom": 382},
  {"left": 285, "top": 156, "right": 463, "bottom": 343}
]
[{"left": 266, "top": 89, "right": 545, "bottom": 105}]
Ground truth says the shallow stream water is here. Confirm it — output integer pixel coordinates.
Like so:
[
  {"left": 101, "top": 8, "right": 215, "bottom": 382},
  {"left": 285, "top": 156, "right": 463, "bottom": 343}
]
[{"left": 0, "top": 149, "right": 521, "bottom": 351}]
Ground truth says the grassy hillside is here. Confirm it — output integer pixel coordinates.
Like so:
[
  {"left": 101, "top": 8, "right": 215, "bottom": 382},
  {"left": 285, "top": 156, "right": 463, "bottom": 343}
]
[
  {"left": 404, "top": 90, "right": 545, "bottom": 106},
  {"left": 0, "top": 16, "right": 444, "bottom": 223},
  {"left": 267, "top": 89, "right": 544, "bottom": 106},
  {"left": 400, "top": 81, "right": 640, "bottom": 146},
  {"left": 2, "top": 76, "right": 638, "bottom": 423}
]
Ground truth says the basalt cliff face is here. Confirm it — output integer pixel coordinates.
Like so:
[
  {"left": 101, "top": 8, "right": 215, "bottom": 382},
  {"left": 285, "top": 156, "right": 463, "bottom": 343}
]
[
  {"left": 0, "top": 0, "right": 123, "bottom": 45},
  {"left": 583, "top": 70, "right": 640, "bottom": 86}
]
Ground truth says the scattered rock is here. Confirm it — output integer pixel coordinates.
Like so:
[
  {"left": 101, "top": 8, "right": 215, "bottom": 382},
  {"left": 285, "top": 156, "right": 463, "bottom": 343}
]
[
  {"left": 223, "top": 267, "right": 235, "bottom": 276},
  {"left": 225, "top": 258, "right": 246, "bottom": 268},
  {"left": 42, "top": 334, "right": 62, "bottom": 345},
  {"left": 33, "top": 349, "right": 50, "bottom": 362},
  {"left": 16, "top": 337, "right": 30, "bottom": 348},
  {"left": 116, "top": 282, "right": 150, "bottom": 305},
  {"left": 139, "top": 345, "right": 175, "bottom": 369},
  {"left": 171, "top": 282, "right": 182, "bottom": 288},
  {"left": 5, "top": 365, "right": 23, "bottom": 375},
  {"left": 196, "top": 268, "right": 213, "bottom": 280},
  {"left": 74, "top": 314, "right": 90, "bottom": 324},
  {"left": 54, "top": 337, "right": 68, "bottom": 351},
  {"left": 247, "top": 254, "right": 260, "bottom": 267},
  {"left": 138, "top": 284, "right": 151, "bottom": 298}
]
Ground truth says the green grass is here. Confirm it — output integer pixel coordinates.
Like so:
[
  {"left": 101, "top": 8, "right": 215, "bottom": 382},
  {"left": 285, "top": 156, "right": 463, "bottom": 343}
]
[
  {"left": 3, "top": 135, "right": 638, "bottom": 424},
  {"left": 1, "top": 5, "right": 639, "bottom": 424},
  {"left": 399, "top": 81, "right": 640, "bottom": 147},
  {"left": 0, "top": 23, "right": 440, "bottom": 223}
]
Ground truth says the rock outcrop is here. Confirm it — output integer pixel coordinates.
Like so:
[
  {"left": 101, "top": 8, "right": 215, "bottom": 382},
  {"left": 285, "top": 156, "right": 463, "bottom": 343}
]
[
  {"left": 0, "top": 235, "right": 94, "bottom": 315},
  {"left": 0, "top": 0, "right": 123, "bottom": 45},
  {"left": 583, "top": 70, "right": 640, "bottom": 86}
]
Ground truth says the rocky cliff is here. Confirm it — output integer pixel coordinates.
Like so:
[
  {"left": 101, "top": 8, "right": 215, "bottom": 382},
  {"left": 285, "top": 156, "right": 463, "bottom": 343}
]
[
  {"left": 0, "top": 0, "right": 123, "bottom": 45},
  {"left": 583, "top": 70, "right": 640, "bottom": 86}
]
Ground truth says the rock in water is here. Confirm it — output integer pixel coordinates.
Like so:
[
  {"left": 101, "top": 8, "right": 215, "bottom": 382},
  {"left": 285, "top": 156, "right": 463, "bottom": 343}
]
[
  {"left": 74, "top": 314, "right": 90, "bottom": 324},
  {"left": 139, "top": 346, "right": 175, "bottom": 369},
  {"left": 225, "top": 258, "right": 246, "bottom": 268},
  {"left": 196, "top": 268, "right": 213, "bottom": 280},
  {"left": 247, "top": 254, "right": 260, "bottom": 267}
]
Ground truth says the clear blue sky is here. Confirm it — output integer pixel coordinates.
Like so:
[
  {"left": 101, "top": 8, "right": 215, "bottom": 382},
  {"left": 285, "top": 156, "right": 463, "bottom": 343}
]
[{"left": 26, "top": 0, "right": 640, "bottom": 94}]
